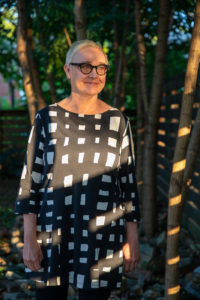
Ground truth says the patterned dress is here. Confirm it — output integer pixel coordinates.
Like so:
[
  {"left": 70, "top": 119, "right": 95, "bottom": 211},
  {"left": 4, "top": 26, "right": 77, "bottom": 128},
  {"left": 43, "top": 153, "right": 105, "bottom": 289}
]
[{"left": 15, "top": 103, "right": 140, "bottom": 290}]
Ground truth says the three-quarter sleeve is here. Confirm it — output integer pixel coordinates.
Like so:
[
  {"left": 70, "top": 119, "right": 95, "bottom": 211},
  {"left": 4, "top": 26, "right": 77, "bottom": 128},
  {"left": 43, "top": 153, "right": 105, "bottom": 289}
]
[
  {"left": 15, "top": 113, "right": 45, "bottom": 215},
  {"left": 119, "top": 117, "right": 140, "bottom": 222}
]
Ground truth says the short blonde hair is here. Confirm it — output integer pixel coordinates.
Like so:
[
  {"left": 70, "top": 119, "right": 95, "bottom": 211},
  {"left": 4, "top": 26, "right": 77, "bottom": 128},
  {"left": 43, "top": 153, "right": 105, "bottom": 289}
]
[{"left": 65, "top": 40, "right": 108, "bottom": 65}]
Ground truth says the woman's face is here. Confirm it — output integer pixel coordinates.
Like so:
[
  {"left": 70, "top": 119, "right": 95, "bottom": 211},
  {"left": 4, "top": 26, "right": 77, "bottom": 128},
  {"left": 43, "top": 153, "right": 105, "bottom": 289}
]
[{"left": 64, "top": 47, "right": 108, "bottom": 97}]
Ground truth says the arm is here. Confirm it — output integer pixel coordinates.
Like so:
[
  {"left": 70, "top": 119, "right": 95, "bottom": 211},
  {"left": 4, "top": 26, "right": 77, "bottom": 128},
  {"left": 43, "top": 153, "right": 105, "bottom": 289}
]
[
  {"left": 119, "top": 117, "right": 140, "bottom": 272},
  {"left": 123, "top": 222, "right": 140, "bottom": 273},
  {"left": 23, "top": 214, "right": 43, "bottom": 271}
]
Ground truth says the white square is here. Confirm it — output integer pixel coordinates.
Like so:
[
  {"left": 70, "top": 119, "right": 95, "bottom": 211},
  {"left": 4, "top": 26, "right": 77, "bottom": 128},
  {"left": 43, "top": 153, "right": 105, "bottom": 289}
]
[
  {"left": 79, "top": 257, "right": 87, "bottom": 263},
  {"left": 68, "top": 242, "right": 74, "bottom": 250},
  {"left": 83, "top": 215, "right": 89, "bottom": 220},
  {"left": 47, "top": 152, "right": 54, "bottom": 164},
  {"left": 70, "top": 227, "right": 74, "bottom": 234},
  {"left": 109, "top": 117, "right": 120, "bottom": 132},
  {"left": 65, "top": 195, "right": 72, "bottom": 205},
  {"left": 82, "top": 174, "right": 89, "bottom": 185},
  {"left": 78, "top": 152, "right": 84, "bottom": 163},
  {"left": 103, "top": 267, "right": 111, "bottom": 272},
  {"left": 93, "top": 152, "right": 100, "bottom": 163},
  {"left": 96, "top": 234, "right": 102, "bottom": 240},
  {"left": 97, "top": 202, "right": 108, "bottom": 210},
  {"left": 65, "top": 112, "right": 69, "bottom": 117},
  {"left": 48, "top": 123, "right": 57, "bottom": 133},
  {"left": 100, "top": 280, "right": 108, "bottom": 287},
  {"left": 82, "top": 230, "right": 88, "bottom": 237},
  {"left": 95, "top": 124, "right": 101, "bottom": 130},
  {"left": 78, "top": 138, "right": 85, "bottom": 144},
  {"left": 65, "top": 124, "right": 70, "bottom": 129},
  {"left": 31, "top": 171, "right": 42, "bottom": 184},
  {"left": 129, "top": 174, "right": 134, "bottom": 183},
  {"left": 45, "top": 224, "right": 52, "bottom": 232},
  {"left": 96, "top": 216, "right": 105, "bottom": 226},
  {"left": 80, "top": 194, "right": 86, "bottom": 205},
  {"left": 120, "top": 235, "right": 123, "bottom": 243},
  {"left": 64, "top": 137, "right": 69, "bottom": 146},
  {"left": 109, "top": 234, "right": 115, "bottom": 242},
  {"left": 91, "top": 280, "right": 99, "bottom": 288},
  {"left": 49, "top": 111, "right": 57, "bottom": 117},
  {"left": 62, "top": 154, "right": 68, "bottom": 164},
  {"left": 95, "top": 248, "right": 100, "bottom": 260},
  {"left": 80, "top": 244, "right": 88, "bottom": 251},
  {"left": 48, "top": 139, "right": 57, "bottom": 145},
  {"left": 95, "top": 114, "right": 101, "bottom": 119},
  {"left": 95, "top": 137, "right": 100, "bottom": 143},
  {"left": 105, "top": 152, "right": 116, "bottom": 167},
  {"left": 99, "top": 189, "right": 109, "bottom": 196},
  {"left": 46, "top": 212, "right": 53, "bottom": 217},
  {"left": 78, "top": 125, "right": 85, "bottom": 130},
  {"left": 122, "top": 135, "right": 129, "bottom": 149},
  {"left": 64, "top": 175, "right": 73, "bottom": 187},
  {"left": 106, "top": 249, "right": 113, "bottom": 259},
  {"left": 77, "top": 274, "right": 85, "bottom": 288},
  {"left": 108, "top": 137, "right": 117, "bottom": 148},
  {"left": 78, "top": 114, "right": 84, "bottom": 117},
  {"left": 102, "top": 175, "right": 111, "bottom": 183},
  {"left": 69, "top": 271, "right": 74, "bottom": 283},
  {"left": 70, "top": 213, "right": 75, "bottom": 219},
  {"left": 121, "top": 176, "right": 127, "bottom": 183}
]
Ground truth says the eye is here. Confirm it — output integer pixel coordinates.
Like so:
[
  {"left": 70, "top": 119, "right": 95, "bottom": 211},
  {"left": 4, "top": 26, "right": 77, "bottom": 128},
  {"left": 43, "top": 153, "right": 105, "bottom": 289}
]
[{"left": 81, "top": 64, "right": 92, "bottom": 71}]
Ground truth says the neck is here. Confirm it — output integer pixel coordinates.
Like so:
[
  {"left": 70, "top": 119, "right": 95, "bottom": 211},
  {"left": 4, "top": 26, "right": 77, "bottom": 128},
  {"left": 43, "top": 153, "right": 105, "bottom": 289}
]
[{"left": 65, "top": 93, "right": 99, "bottom": 114}]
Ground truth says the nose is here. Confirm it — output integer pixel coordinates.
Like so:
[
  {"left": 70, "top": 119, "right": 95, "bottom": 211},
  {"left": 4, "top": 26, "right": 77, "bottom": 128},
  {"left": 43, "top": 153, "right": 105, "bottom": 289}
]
[{"left": 89, "top": 67, "right": 98, "bottom": 77}]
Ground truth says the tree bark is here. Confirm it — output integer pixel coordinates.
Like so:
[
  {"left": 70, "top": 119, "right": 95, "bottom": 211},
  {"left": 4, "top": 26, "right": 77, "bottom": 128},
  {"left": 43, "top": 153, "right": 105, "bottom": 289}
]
[
  {"left": 136, "top": 59, "right": 145, "bottom": 201},
  {"left": 64, "top": 27, "right": 72, "bottom": 47},
  {"left": 135, "top": 0, "right": 148, "bottom": 114},
  {"left": 47, "top": 72, "right": 57, "bottom": 104},
  {"left": 142, "top": 0, "right": 171, "bottom": 238},
  {"left": 113, "top": 0, "right": 130, "bottom": 108},
  {"left": 181, "top": 99, "right": 200, "bottom": 207},
  {"left": 74, "top": 0, "right": 87, "bottom": 40},
  {"left": 27, "top": 27, "right": 46, "bottom": 110},
  {"left": 17, "top": 0, "right": 36, "bottom": 125},
  {"left": 165, "top": 1, "right": 200, "bottom": 299}
]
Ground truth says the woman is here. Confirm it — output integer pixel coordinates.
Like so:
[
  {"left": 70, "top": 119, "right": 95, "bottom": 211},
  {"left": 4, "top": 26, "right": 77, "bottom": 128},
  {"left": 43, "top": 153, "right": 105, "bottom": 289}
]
[{"left": 15, "top": 40, "right": 140, "bottom": 300}]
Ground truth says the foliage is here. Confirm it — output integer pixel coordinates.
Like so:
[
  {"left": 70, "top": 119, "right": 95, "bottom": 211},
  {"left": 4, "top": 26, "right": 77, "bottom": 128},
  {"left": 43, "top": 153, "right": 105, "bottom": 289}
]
[
  {"left": 0, "top": 147, "right": 25, "bottom": 177},
  {"left": 0, "top": 0, "right": 196, "bottom": 109},
  {"left": 0, "top": 207, "right": 16, "bottom": 229}
]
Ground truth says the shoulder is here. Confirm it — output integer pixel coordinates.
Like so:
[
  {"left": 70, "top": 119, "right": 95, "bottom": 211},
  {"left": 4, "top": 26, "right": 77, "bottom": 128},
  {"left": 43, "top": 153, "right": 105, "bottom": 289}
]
[{"left": 36, "top": 103, "right": 58, "bottom": 119}]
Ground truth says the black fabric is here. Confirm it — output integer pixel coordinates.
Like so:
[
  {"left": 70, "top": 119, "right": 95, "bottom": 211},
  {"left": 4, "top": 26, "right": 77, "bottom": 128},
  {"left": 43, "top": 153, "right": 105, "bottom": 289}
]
[{"left": 15, "top": 103, "right": 140, "bottom": 289}]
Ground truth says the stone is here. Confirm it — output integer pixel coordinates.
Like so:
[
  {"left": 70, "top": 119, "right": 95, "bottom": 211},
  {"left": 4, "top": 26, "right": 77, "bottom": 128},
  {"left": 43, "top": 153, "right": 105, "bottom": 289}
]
[
  {"left": 0, "top": 241, "right": 11, "bottom": 255},
  {"left": 140, "top": 243, "right": 155, "bottom": 265},
  {"left": 129, "top": 283, "right": 143, "bottom": 297},
  {"left": 0, "top": 257, "right": 7, "bottom": 265},
  {"left": 11, "top": 237, "right": 20, "bottom": 245},
  {"left": 5, "top": 271, "right": 21, "bottom": 280},
  {"left": 143, "top": 288, "right": 160, "bottom": 298}
]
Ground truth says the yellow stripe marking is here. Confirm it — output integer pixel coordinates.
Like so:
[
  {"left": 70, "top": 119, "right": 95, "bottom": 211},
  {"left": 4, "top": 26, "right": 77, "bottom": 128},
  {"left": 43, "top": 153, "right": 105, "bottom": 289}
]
[
  {"left": 168, "top": 256, "right": 180, "bottom": 265},
  {"left": 169, "top": 195, "right": 181, "bottom": 206},
  {"left": 168, "top": 226, "right": 180, "bottom": 236},
  {"left": 178, "top": 127, "right": 191, "bottom": 137},
  {"left": 172, "top": 159, "right": 186, "bottom": 173},
  {"left": 168, "top": 285, "right": 180, "bottom": 295}
]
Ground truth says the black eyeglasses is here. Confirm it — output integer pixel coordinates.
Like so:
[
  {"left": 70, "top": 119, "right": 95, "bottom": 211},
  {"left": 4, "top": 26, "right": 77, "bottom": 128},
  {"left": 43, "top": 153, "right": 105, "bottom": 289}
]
[{"left": 70, "top": 63, "right": 109, "bottom": 76}]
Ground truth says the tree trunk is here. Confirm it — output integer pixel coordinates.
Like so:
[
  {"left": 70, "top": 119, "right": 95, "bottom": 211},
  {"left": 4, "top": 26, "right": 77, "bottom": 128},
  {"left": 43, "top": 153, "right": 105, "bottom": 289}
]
[
  {"left": 8, "top": 79, "right": 15, "bottom": 108},
  {"left": 165, "top": 1, "right": 200, "bottom": 299},
  {"left": 142, "top": 0, "right": 171, "bottom": 238},
  {"left": 74, "top": 0, "right": 87, "bottom": 40},
  {"left": 17, "top": 0, "right": 36, "bottom": 125},
  {"left": 136, "top": 59, "right": 145, "bottom": 201},
  {"left": 27, "top": 27, "right": 46, "bottom": 110},
  {"left": 135, "top": 0, "right": 148, "bottom": 114},
  {"left": 181, "top": 100, "right": 200, "bottom": 207},
  {"left": 113, "top": 0, "right": 130, "bottom": 108}
]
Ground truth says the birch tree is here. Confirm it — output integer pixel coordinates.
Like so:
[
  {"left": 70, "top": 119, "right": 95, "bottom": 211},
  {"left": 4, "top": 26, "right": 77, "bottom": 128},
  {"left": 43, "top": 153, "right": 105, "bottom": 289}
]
[{"left": 165, "top": 1, "right": 200, "bottom": 298}]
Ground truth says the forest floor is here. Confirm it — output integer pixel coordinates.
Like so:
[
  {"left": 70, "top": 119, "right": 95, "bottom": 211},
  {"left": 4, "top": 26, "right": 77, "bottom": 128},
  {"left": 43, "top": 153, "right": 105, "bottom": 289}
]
[{"left": 0, "top": 176, "right": 200, "bottom": 300}]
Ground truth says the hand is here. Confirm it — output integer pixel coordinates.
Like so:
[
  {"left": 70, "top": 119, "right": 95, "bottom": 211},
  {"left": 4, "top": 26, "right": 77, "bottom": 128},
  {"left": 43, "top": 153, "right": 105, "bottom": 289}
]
[
  {"left": 23, "top": 239, "right": 43, "bottom": 271},
  {"left": 123, "top": 222, "right": 140, "bottom": 273}
]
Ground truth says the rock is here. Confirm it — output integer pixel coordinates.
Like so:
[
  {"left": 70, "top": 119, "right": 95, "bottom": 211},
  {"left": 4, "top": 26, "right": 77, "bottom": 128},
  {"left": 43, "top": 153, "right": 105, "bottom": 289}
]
[
  {"left": 185, "top": 281, "right": 200, "bottom": 299},
  {"left": 15, "top": 242, "right": 24, "bottom": 249},
  {"left": 5, "top": 271, "right": 22, "bottom": 280},
  {"left": 179, "top": 256, "right": 193, "bottom": 268},
  {"left": 140, "top": 243, "right": 155, "bottom": 265},
  {"left": 11, "top": 230, "right": 20, "bottom": 237},
  {"left": 11, "top": 237, "right": 20, "bottom": 245},
  {"left": 194, "top": 266, "right": 200, "bottom": 274},
  {"left": 0, "top": 241, "right": 11, "bottom": 255},
  {"left": 126, "top": 268, "right": 152, "bottom": 282},
  {"left": 143, "top": 288, "right": 161, "bottom": 298},
  {"left": 129, "top": 283, "right": 143, "bottom": 297},
  {"left": 3, "top": 292, "right": 29, "bottom": 300},
  {"left": 0, "top": 257, "right": 7, "bottom": 265}
]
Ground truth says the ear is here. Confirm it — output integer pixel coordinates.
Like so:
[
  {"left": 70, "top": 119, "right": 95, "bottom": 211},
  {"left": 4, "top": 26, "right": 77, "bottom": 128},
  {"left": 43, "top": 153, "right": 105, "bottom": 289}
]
[{"left": 64, "top": 64, "right": 71, "bottom": 80}]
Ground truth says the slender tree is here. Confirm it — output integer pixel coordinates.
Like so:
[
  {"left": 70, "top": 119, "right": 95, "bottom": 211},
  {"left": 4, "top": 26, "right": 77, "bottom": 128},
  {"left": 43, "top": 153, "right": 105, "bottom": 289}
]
[
  {"left": 17, "top": 0, "right": 36, "bottom": 124},
  {"left": 74, "top": 0, "right": 87, "bottom": 40},
  {"left": 27, "top": 27, "right": 46, "bottom": 110},
  {"left": 165, "top": 1, "right": 200, "bottom": 299},
  {"left": 113, "top": 0, "right": 130, "bottom": 108},
  {"left": 142, "top": 0, "right": 171, "bottom": 238},
  {"left": 135, "top": 0, "right": 148, "bottom": 114}
]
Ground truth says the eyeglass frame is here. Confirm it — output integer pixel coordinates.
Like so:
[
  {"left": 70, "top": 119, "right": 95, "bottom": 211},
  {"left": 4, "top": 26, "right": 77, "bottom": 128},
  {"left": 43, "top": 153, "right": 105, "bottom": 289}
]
[{"left": 69, "top": 62, "right": 109, "bottom": 76}]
